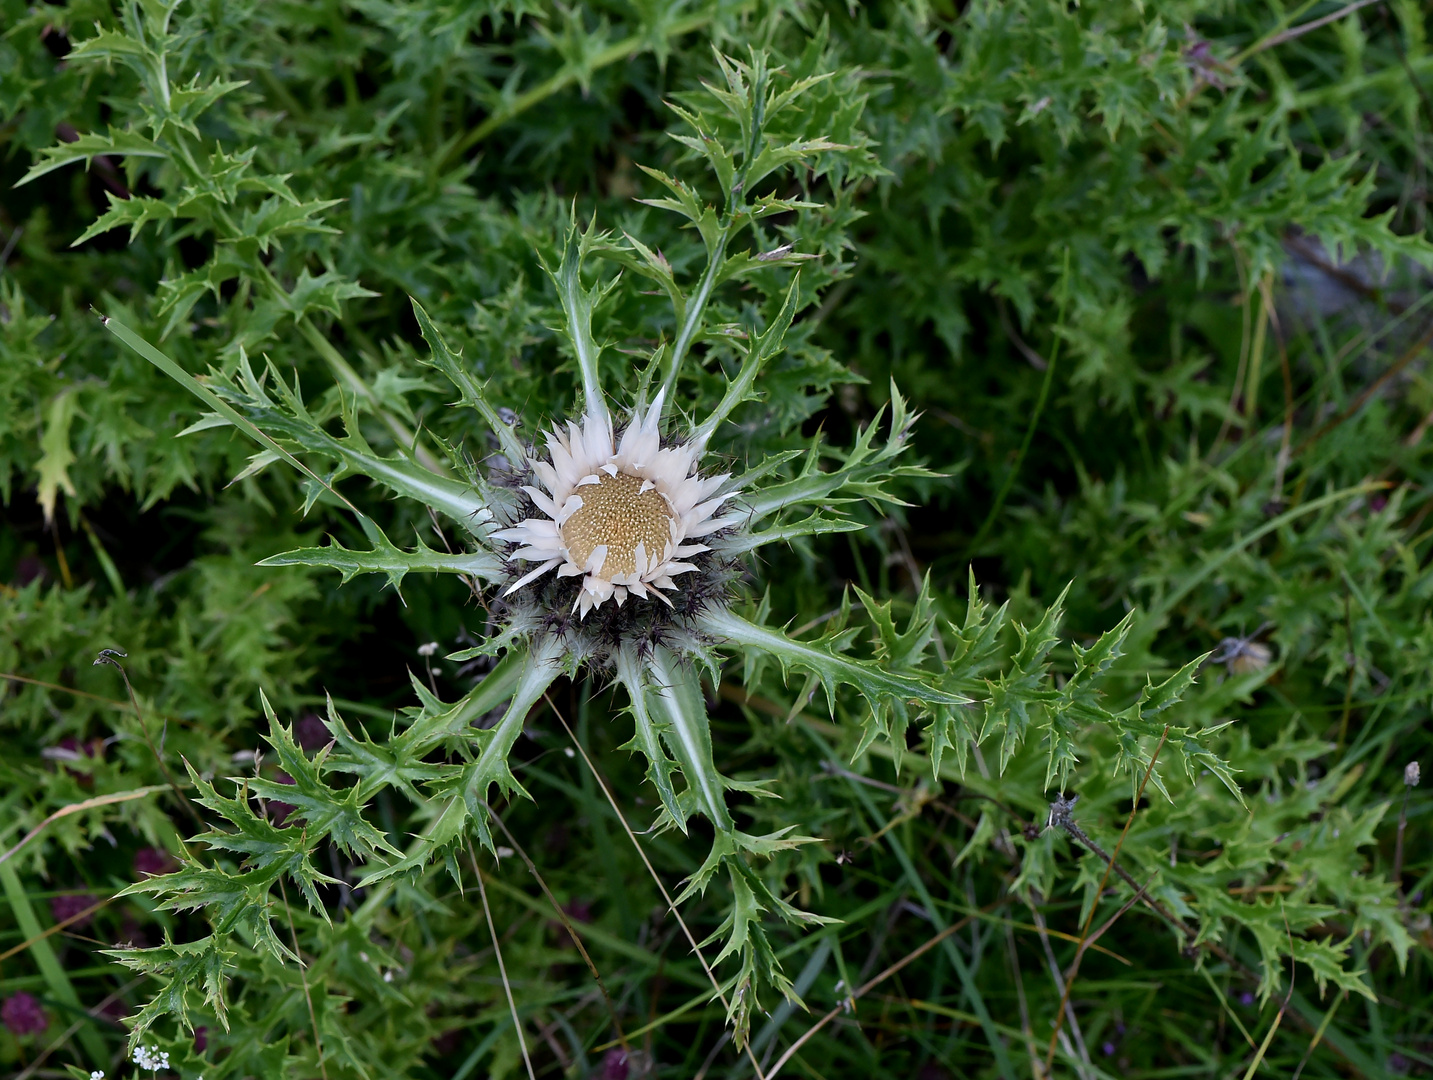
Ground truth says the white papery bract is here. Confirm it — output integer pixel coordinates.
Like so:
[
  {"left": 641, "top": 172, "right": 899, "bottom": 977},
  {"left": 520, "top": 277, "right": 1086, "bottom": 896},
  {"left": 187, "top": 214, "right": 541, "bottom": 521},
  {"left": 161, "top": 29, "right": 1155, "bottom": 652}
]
[{"left": 494, "top": 390, "right": 737, "bottom": 617}]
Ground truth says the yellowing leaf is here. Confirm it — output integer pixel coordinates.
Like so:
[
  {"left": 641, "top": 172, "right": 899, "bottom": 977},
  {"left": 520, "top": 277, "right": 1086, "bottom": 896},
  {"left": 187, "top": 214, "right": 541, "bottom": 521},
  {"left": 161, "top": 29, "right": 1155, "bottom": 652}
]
[{"left": 35, "top": 387, "right": 79, "bottom": 524}]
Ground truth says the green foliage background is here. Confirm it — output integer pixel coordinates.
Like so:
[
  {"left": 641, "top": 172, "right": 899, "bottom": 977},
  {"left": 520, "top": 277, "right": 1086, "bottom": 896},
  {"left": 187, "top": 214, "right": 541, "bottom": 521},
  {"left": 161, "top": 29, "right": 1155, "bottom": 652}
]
[{"left": 2, "top": 1, "right": 1431, "bottom": 1077}]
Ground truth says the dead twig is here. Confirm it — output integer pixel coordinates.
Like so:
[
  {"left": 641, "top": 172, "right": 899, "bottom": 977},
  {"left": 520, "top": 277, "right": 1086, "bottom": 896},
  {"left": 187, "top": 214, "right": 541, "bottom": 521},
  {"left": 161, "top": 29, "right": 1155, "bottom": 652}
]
[
  {"left": 470, "top": 841, "right": 539, "bottom": 1080},
  {"left": 0, "top": 895, "right": 112, "bottom": 964},
  {"left": 0, "top": 786, "right": 166, "bottom": 870},
  {"left": 482, "top": 801, "right": 629, "bottom": 1052},
  {"left": 1026, "top": 893, "right": 1094, "bottom": 1079},
  {"left": 1044, "top": 725, "right": 1169, "bottom": 1072},
  {"left": 1296, "top": 318, "right": 1433, "bottom": 459},
  {"left": 93, "top": 648, "right": 205, "bottom": 833},
  {"left": 1233, "top": 0, "right": 1384, "bottom": 65},
  {"left": 766, "top": 907, "right": 993, "bottom": 1080}
]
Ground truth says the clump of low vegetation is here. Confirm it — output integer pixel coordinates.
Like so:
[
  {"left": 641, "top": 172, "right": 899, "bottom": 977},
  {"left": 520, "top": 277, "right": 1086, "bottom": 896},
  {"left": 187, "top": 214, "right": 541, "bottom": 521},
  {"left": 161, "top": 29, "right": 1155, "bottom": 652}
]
[{"left": 1, "top": 2, "right": 1429, "bottom": 1078}]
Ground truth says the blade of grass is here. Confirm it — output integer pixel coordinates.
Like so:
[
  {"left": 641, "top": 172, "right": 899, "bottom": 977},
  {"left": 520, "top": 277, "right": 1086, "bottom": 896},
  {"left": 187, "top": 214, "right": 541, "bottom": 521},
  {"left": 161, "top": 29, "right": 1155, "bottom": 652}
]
[
  {"left": 1044, "top": 727, "right": 1169, "bottom": 1072},
  {"left": 11, "top": 978, "right": 142, "bottom": 1080},
  {"left": 1295, "top": 317, "right": 1433, "bottom": 458},
  {"left": 100, "top": 313, "right": 364, "bottom": 519},
  {"left": 1240, "top": 995, "right": 1288, "bottom": 1078},
  {"left": 1239, "top": 904, "right": 1301, "bottom": 1080},
  {"left": 470, "top": 841, "right": 538, "bottom": 1080},
  {"left": 278, "top": 877, "right": 327, "bottom": 1080},
  {"left": 1151, "top": 481, "right": 1389, "bottom": 620},
  {"left": 544, "top": 692, "right": 771, "bottom": 1079},
  {"left": 1004, "top": 918, "right": 1044, "bottom": 1080},
  {"left": 93, "top": 650, "right": 203, "bottom": 833},
  {"left": 0, "top": 787, "right": 166, "bottom": 869},
  {"left": 965, "top": 248, "right": 1071, "bottom": 560},
  {"left": 294, "top": 317, "right": 449, "bottom": 478},
  {"left": 766, "top": 901, "right": 1009, "bottom": 1080},
  {"left": 1232, "top": 941, "right": 1382, "bottom": 1076},
  {"left": 590, "top": 892, "right": 903, "bottom": 1056},
  {"left": 799, "top": 724, "right": 1019, "bottom": 1080},
  {"left": 1198, "top": 965, "right": 1259, "bottom": 1052},
  {"left": 481, "top": 872, "right": 704, "bottom": 990},
  {"left": 77, "top": 513, "right": 125, "bottom": 597},
  {"left": 482, "top": 800, "right": 629, "bottom": 1052},
  {"left": 750, "top": 939, "right": 832, "bottom": 1072},
  {"left": 441, "top": 3, "right": 753, "bottom": 167},
  {"left": 573, "top": 687, "right": 637, "bottom": 938},
  {"left": 1289, "top": 989, "right": 1346, "bottom": 1080},
  {"left": 0, "top": 861, "right": 110, "bottom": 1068},
  {"left": 450, "top": 1015, "right": 513, "bottom": 1080},
  {"left": 1211, "top": 243, "right": 1255, "bottom": 455}
]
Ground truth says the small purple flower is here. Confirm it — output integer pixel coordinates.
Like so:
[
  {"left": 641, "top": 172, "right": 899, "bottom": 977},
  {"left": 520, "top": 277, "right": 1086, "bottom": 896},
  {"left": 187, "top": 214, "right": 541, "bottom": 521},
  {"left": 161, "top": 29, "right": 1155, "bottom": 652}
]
[
  {"left": 602, "top": 1049, "right": 630, "bottom": 1080},
  {"left": 1102, "top": 1042, "right": 1116, "bottom": 1056},
  {"left": 50, "top": 891, "right": 95, "bottom": 928},
  {"left": 13, "top": 556, "right": 46, "bottom": 587},
  {"left": 1239, "top": 991, "right": 1255, "bottom": 1007},
  {"left": 2, "top": 992, "right": 48, "bottom": 1036},
  {"left": 133, "top": 847, "right": 174, "bottom": 877},
  {"left": 563, "top": 899, "right": 593, "bottom": 924},
  {"left": 99, "top": 997, "right": 132, "bottom": 1023},
  {"left": 114, "top": 914, "right": 150, "bottom": 950},
  {"left": 47, "top": 736, "right": 105, "bottom": 780},
  {"left": 267, "top": 770, "right": 297, "bottom": 826},
  {"left": 429, "top": 1027, "right": 462, "bottom": 1057},
  {"left": 294, "top": 713, "right": 331, "bottom": 752},
  {"left": 194, "top": 1025, "right": 208, "bottom": 1052}
]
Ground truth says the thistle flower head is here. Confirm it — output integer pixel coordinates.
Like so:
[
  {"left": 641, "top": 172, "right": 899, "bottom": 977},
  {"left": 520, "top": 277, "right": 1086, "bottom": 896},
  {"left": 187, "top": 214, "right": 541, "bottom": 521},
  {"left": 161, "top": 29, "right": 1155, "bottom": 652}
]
[{"left": 494, "top": 390, "right": 738, "bottom": 618}]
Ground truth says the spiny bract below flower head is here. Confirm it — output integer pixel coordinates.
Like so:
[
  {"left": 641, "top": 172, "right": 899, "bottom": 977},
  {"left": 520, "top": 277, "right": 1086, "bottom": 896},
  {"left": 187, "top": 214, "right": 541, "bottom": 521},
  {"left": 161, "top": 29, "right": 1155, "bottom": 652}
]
[{"left": 494, "top": 389, "right": 739, "bottom": 618}]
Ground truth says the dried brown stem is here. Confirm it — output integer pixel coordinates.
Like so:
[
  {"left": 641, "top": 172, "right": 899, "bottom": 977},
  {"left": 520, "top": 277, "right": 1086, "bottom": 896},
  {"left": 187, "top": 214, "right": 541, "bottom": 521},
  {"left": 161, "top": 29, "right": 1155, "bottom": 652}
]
[{"left": 1044, "top": 725, "right": 1169, "bottom": 1071}]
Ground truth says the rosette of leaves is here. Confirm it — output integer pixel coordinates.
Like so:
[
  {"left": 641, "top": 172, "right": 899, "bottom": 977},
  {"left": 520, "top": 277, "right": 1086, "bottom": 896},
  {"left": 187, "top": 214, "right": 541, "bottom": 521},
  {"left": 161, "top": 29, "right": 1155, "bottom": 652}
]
[
  {"left": 94, "top": 48, "right": 967, "bottom": 1044},
  {"left": 19, "top": 8, "right": 1255, "bottom": 1054},
  {"left": 84, "top": 32, "right": 1242, "bottom": 1056}
]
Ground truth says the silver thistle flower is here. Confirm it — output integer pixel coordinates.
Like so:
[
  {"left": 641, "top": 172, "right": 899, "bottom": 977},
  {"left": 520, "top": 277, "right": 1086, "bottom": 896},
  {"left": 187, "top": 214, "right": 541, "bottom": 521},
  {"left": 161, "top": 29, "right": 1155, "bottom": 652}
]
[{"left": 494, "top": 389, "right": 736, "bottom": 617}]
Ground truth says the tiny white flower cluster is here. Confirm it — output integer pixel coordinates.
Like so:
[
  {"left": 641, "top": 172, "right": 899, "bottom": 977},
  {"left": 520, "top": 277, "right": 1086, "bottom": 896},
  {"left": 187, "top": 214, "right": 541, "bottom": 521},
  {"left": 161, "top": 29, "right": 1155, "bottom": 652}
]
[
  {"left": 90, "top": 1072, "right": 106, "bottom": 1080},
  {"left": 132, "top": 1044, "right": 170, "bottom": 1071}
]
